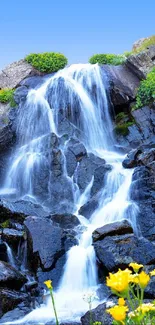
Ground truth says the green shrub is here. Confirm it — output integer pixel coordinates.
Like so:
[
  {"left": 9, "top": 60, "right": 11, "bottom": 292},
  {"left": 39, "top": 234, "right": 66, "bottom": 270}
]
[
  {"left": 133, "top": 35, "right": 155, "bottom": 54},
  {"left": 136, "top": 67, "right": 155, "bottom": 108},
  {"left": 0, "top": 89, "right": 16, "bottom": 106},
  {"left": 116, "top": 112, "right": 128, "bottom": 122},
  {"left": 89, "top": 53, "right": 126, "bottom": 66},
  {"left": 25, "top": 52, "right": 68, "bottom": 73},
  {"left": 115, "top": 122, "right": 134, "bottom": 136},
  {"left": 0, "top": 220, "right": 10, "bottom": 228}
]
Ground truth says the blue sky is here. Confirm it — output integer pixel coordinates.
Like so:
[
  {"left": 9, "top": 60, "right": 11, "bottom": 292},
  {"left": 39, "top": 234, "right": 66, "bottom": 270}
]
[{"left": 0, "top": 0, "right": 155, "bottom": 69}]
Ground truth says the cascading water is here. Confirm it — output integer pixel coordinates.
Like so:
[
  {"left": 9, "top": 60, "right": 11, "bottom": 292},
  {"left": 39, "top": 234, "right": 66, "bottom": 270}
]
[
  {"left": 5, "top": 242, "right": 16, "bottom": 268},
  {"left": 2, "top": 64, "right": 138, "bottom": 324}
]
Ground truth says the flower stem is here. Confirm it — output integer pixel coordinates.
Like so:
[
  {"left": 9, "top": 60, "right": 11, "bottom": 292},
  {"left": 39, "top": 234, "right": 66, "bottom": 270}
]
[{"left": 49, "top": 288, "right": 59, "bottom": 325}]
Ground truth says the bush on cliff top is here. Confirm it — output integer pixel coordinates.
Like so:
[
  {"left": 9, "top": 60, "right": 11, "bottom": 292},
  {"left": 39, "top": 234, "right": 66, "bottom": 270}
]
[
  {"left": 0, "top": 89, "right": 16, "bottom": 106},
  {"left": 25, "top": 52, "right": 68, "bottom": 73},
  {"left": 89, "top": 53, "right": 126, "bottom": 65},
  {"left": 136, "top": 67, "right": 155, "bottom": 108}
]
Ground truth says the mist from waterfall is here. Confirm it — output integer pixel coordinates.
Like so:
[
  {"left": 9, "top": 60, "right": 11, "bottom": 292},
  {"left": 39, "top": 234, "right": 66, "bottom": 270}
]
[{"left": 2, "top": 64, "right": 138, "bottom": 324}]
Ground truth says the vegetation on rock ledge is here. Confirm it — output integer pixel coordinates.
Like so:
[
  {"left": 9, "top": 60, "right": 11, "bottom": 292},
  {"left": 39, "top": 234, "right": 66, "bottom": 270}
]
[
  {"left": 25, "top": 52, "right": 68, "bottom": 73},
  {"left": 0, "top": 89, "right": 16, "bottom": 107},
  {"left": 136, "top": 67, "right": 155, "bottom": 108},
  {"left": 89, "top": 53, "right": 126, "bottom": 66}
]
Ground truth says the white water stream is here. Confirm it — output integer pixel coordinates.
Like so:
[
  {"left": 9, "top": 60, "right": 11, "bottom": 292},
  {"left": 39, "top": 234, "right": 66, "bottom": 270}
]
[{"left": 2, "top": 64, "right": 138, "bottom": 324}]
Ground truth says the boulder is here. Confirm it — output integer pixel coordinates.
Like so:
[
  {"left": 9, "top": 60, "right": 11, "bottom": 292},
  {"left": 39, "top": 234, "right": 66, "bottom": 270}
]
[
  {"left": 0, "top": 288, "right": 28, "bottom": 315},
  {"left": 122, "top": 148, "right": 142, "bottom": 168},
  {"left": 92, "top": 220, "right": 133, "bottom": 242},
  {"left": 0, "top": 303, "right": 30, "bottom": 324},
  {"left": 24, "top": 216, "right": 77, "bottom": 287},
  {"left": 79, "top": 194, "right": 99, "bottom": 219},
  {"left": 126, "top": 46, "right": 155, "bottom": 79},
  {"left": 1, "top": 228, "right": 24, "bottom": 246},
  {"left": 50, "top": 214, "right": 80, "bottom": 229},
  {"left": 103, "top": 64, "right": 140, "bottom": 109},
  {"left": 0, "top": 261, "right": 27, "bottom": 289},
  {"left": 116, "top": 106, "right": 155, "bottom": 149},
  {"left": 0, "top": 199, "right": 48, "bottom": 223},
  {"left": 76, "top": 153, "right": 109, "bottom": 194},
  {"left": 94, "top": 234, "right": 155, "bottom": 271},
  {"left": 0, "top": 59, "right": 42, "bottom": 89},
  {"left": 0, "top": 103, "right": 16, "bottom": 153},
  {"left": 81, "top": 302, "right": 112, "bottom": 325}
]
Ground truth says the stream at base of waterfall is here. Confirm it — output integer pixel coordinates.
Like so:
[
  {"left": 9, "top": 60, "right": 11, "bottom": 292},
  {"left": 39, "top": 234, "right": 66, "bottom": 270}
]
[{"left": 1, "top": 64, "right": 138, "bottom": 324}]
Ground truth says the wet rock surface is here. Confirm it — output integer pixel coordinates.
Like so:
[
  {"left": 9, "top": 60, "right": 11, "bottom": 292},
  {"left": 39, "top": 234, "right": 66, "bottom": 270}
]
[
  {"left": 0, "top": 261, "right": 27, "bottom": 289},
  {"left": 92, "top": 219, "right": 133, "bottom": 242},
  {"left": 94, "top": 234, "right": 155, "bottom": 271},
  {"left": 81, "top": 301, "right": 112, "bottom": 325}
]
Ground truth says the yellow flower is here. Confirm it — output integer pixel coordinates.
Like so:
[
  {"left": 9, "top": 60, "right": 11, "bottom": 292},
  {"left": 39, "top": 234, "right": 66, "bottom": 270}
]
[
  {"left": 107, "top": 305, "right": 128, "bottom": 323},
  {"left": 138, "top": 271, "right": 150, "bottom": 289},
  {"left": 44, "top": 280, "right": 53, "bottom": 289},
  {"left": 136, "top": 303, "right": 155, "bottom": 314},
  {"left": 150, "top": 269, "right": 155, "bottom": 276},
  {"left": 118, "top": 298, "right": 126, "bottom": 306},
  {"left": 106, "top": 269, "right": 131, "bottom": 294},
  {"left": 129, "top": 273, "right": 139, "bottom": 284},
  {"left": 129, "top": 262, "right": 143, "bottom": 273}
]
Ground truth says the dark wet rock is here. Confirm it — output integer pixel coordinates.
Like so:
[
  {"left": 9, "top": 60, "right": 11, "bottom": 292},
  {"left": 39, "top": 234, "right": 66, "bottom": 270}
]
[
  {"left": 122, "top": 148, "right": 142, "bottom": 168},
  {"left": 104, "top": 64, "right": 140, "bottom": 110},
  {"left": 137, "top": 148, "right": 155, "bottom": 166},
  {"left": 92, "top": 220, "right": 133, "bottom": 242},
  {"left": 67, "top": 138, "right": 87, "bottom": 161},
  {"left": 0, "top": 199, "right": 48, "bottom": 222},
  {"left": 117, "top": 107, "right": 155, "bottom": 149},
  {"left": 1, "top": 228, "right": 24, "bottom": 246},
  {"left": 19, "top": 75, "right": 47, "bottom": 89},
  {"left": 65, "top": 146, "right": 77, "bottom": 177},
  {"left": 0, "top": 102, "right": 16, "bottom": 153},
  {"left": 91, "top": 164, "right": 112, "bottom": 196},
  {"left": 126, "top": 45, "right": 155, "bottom": 79},
  {"left": 94, "top": 234, "right": 155, "bottom": 271},
  {"left": 25, "top": 216, "right": 63, "bottom": 270},
  {"left": 76, "top": 153, "right": 108, "bottom": 193},
  {"left": 0, "top": 59, "right": 42, "bottom": 89},
  {"left": 0, "top": 242, "right": 7, "bottom": 262},
  {"left": 14, "top": 86, "right": 28, "bottom": 104},
  {"left": 0, "top": 288, "right": 28, "bottom": 315},
  {"left": 81, "top": 301, "right": 112, "bottom": 325},
  {"left": 24, "top": 216, "right": 77, "bottom": 288},
  {"left": 0, "top": 261, "right": 27, "bottom": 289},
  {"left": 79, "top": 194, "right": 99, "bottom": 219},
  {"left": 0, "top": 303, "right": 30, "bottom": 324},
  {"left": 50, "top": 214, "right": 80, "bottom": 229}
]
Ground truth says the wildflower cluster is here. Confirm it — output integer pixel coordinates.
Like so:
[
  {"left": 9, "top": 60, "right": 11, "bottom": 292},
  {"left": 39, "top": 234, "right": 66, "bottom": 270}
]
[{"left": 106, "top": 262, "right": 155, "bottom": 324}]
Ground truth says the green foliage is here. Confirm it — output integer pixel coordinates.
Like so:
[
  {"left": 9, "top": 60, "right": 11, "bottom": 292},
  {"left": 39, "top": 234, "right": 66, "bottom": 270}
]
[
  {"left": 115, "top": 122, "right": 134, "bottom": 136},
  {"left": 89, "top": 54, "right": 126, "bottom": 66},
  {"left": 136, "top": 67, "right": 155, "bottom": 108},
  {"left": 0, "top": 220, "right": 10, "bottom": 228},
  {"left": 0, "top": 89, "right": 16, "bottom": 107},
  {"left": 25, "top": 52, "right": 68, "bottom": 73},
  {"left": 123, "top": 51, "right": 132, "bottom": 58},
  {"left": 116, "top": 112, "right": 128, "bottom": 122},
  {"left": 133, "top": 35, "right": 155, "bottom": 54}
]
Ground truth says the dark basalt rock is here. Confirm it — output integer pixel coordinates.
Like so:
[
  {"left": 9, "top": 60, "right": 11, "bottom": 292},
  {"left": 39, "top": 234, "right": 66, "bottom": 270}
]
[
  {"left": 0, "top": 303, "right": 30, "bottom": 324},
  {"left": 122, "top": 148, "right": 142, "bottom": 168},
  {"left": 50, "top": 214, "right": 80, "bottom": 229},
  {"left": 79, "top": 194, "right": 99, "bottom": 219},
  {"left": 14, "top": 86, "right": 28, "bottom": 105},
  {"left": 92, "top": 219, "right": 133, "bottom": 242},
  {"left": 0, "top": 199, "right": 48, "bottom": 223},
  {"left": 0, "top": 261, "right": 27, "bottom": 289},
  {"left": 24, "top": 216, "right": 77, "bottom": 288},
  {"left": 81, "top": 301, "right": 112, "bottom": 325},
  {"left": 1, "top": 228, "right": 24, "bottom": 246},
  {"left": 94, "top": 233, "right": 155, "bottom": 272},
  {"left": 0, "top": 288, "right": 28, "bottom": 316}
]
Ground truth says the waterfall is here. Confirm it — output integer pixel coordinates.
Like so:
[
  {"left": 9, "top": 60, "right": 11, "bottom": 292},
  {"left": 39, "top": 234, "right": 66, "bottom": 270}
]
[
  {"left": 5, "top": 243, "right": 16, "bottom": 268},
  {"left": 2, "top": 64, "right": 138, "bottom": 324}
]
